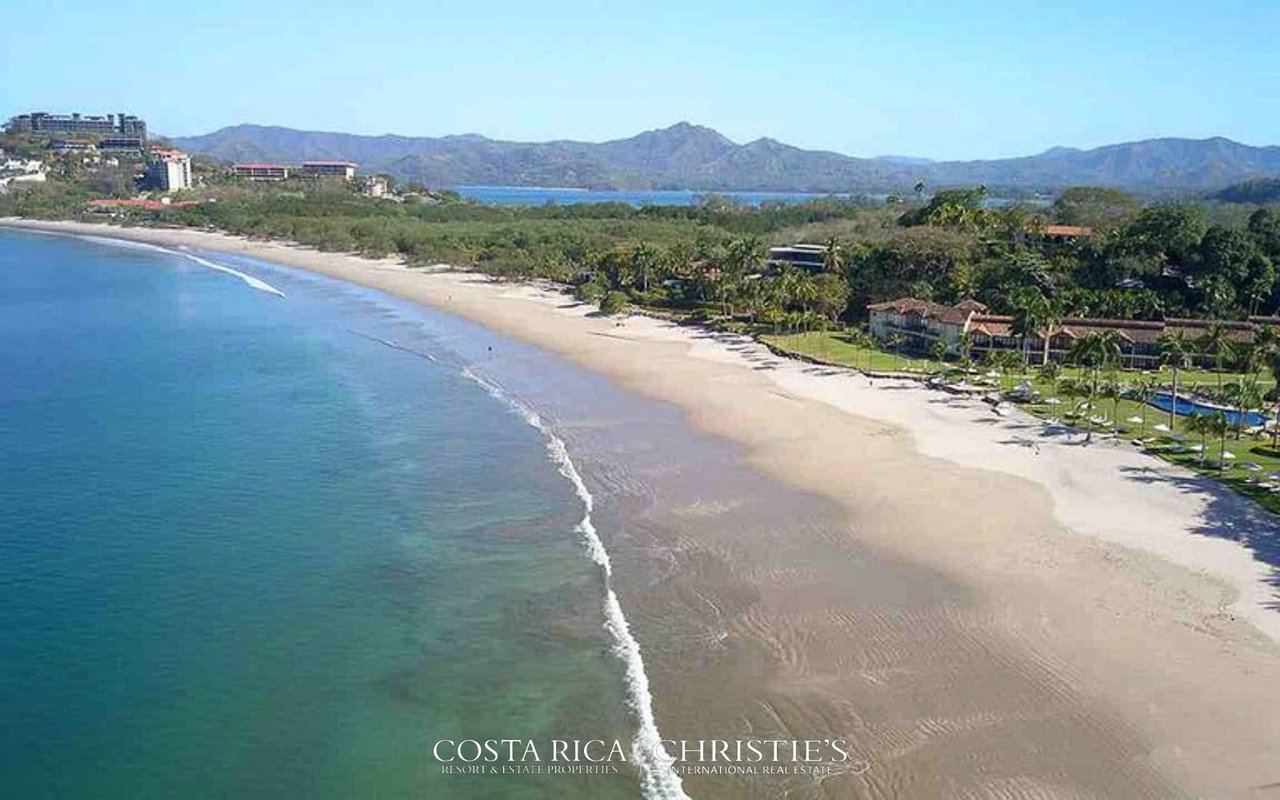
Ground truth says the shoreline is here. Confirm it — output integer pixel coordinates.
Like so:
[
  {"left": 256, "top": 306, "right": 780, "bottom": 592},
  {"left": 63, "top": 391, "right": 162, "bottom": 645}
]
[{"left": 6, "top": 218, "right": 1280, "bottom": 796}]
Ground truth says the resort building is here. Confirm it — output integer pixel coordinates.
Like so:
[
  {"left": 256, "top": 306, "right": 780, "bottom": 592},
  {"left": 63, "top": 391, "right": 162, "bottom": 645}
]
[
  {"left": 301, "top": 161, "right": 357, "bottom": 181},
  {"left": 146, "top": 149, "right": 192, "bottom": 192},
  {"left": 359, "top": 175, "right": 390, "bottom": 197},
  {"left": 233, "top": 163, "right": 291, "bottom": 181},
  {"left": 1026, "top": 223, "right": 1094, "bottom": 246},
  {"left": 768, "top": 244, "right": 829, "bottom": 272},
  {"left": 868, "top": 297, "right": 1264, "bottom": 368},
  {"left": 98, "top": 137, "right": 145, "bottom": 154},
  {"left": 47, "top": 140, "right": 98, "bottom": 155},
  {"left": 6, "top": 112, "right": 147, "bottom": 141}
]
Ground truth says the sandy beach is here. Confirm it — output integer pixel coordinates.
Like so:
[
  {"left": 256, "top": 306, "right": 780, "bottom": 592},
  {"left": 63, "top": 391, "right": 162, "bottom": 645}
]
[{"left": 6, "top": 218, "right": 1280, "bottom": 798}]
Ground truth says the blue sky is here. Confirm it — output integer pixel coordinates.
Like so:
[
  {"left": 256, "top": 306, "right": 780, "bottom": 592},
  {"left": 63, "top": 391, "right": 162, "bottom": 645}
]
[{"left": 3, "top": 0, "right": 1276, "bottom": 159}]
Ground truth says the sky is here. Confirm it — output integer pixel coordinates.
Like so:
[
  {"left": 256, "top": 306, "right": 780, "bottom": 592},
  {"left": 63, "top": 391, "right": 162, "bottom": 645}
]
[{"left": 3, "top": 0, "right": 1277, "bottom": 160}]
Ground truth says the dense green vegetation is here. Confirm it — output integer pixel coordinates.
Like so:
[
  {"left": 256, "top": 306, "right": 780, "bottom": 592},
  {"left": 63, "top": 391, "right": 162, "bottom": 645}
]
[
  {"left": 6, "top": 176, "right": 1280, "bottom": 328},
  {"left": 1211, "top": 177, "right": 1280, "bottom": 205}
]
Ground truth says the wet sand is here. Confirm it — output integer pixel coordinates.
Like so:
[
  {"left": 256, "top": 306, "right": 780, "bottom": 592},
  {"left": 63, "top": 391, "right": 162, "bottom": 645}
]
[{"left": 6, "top": 219, "right": 1280, "bottom": 798}]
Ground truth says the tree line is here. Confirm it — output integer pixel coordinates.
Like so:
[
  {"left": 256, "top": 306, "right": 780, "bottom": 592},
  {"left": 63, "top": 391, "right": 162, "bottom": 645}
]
[{"left": 4, "top": 175, "right": 1280, "bottom": 329}]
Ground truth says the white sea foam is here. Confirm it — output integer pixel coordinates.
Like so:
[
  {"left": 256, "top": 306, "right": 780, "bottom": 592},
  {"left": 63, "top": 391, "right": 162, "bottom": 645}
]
[
  {"left": 461, "top": 367, "right": 690, "bottom": 800},
  {"left": 77, "top": 235, "right": 285, "bottom": 297}
]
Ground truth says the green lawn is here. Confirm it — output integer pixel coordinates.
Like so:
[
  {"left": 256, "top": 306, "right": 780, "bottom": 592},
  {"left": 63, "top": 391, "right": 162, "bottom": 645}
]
[
  {"left": 762, "top": 331, "right": 937, "bottom": 373},
  {"left": 763, "top": 329, "right": 1280, "bottom": 515}
]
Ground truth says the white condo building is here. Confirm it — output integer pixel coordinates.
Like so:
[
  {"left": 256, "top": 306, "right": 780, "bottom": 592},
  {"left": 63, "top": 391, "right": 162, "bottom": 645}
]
[{"left": 147, "top": 149, "right": 192, "bottom": 192}]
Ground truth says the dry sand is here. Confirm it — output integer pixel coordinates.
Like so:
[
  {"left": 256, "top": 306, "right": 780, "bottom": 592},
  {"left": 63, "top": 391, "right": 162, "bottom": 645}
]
[{"left": 6, "top": 219, "right": 1280, "bottom": 798}]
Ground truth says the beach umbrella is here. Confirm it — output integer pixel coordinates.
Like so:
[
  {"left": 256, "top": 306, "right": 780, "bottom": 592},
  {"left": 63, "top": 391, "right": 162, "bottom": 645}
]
[{"left": 1221, "top": 451, "right": 1236, "bottom": 460}]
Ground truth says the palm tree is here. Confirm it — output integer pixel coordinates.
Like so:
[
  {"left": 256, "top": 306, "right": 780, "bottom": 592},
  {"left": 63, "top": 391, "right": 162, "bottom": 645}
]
[
  {"left": 931, "top": 338, "right": 949, "bottom": 370},
  {"left": 958, "top": 330, "right": 975, "bottom": 372},
  {"left": 1202, "top": 322, "right": 1234, "bottom": 398},
  {"left": 1208, "top": 411, "right": 1231, "bottom": 469},
  {"left": 1012, "top": 289, "right": 1063, "bottom": 367},
  {"left": 630, "top": 243, "right": 659, "bottom": 294},
  {"left": 1271, "top": 352, "right": 1280, "bottom": 451},
  {"left": 1039, "top": 360, "right": 1062, "bottom": 402},
  {"left": 1254, "top": 323, "right": 1279, "bottom": 361},
  {"left": 1133, "top": 377, "right": 1155, "bottom": 440},
  {"left": 1222, "top": 379, "right": 1262, "bottom": 440},
  {"left": 1185, "top": 413, "right": 1213, "bottom": 466},
  {"left": 791, "top": 273, "right": 820, "bottom": 325},
  {"left": 1098, "top": 380, "right": 1123, "bottom": 430},
  {"left": 1156, "top": 333, "right": 1194, "bottom": 435},
  {"left": 987, "top": 350, "right": 1021, "bottom": 392},
  {"left": 887, "top": 333, "right": 906, "bottom": 371},
  {"left": 1040, "top": 298, "right": 1064, "bottom": 366},
  {"left": 1069, "top": 331, "right": 1124, "bottom": 443},
  {"left": 822, "top": 236, "right": 845, "bottom": 274},
  {"left": 1011, "top": 290, "right": 1047, "bottom": 369}
]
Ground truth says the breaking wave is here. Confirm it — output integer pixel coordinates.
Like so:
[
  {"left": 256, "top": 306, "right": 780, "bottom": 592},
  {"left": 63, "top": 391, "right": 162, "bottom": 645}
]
[
  {"left": 460, "top": 367, "right": 689, "bottom": 800},
  {"left": 78, "top": 235, "right": 285, "bottom": 298}
]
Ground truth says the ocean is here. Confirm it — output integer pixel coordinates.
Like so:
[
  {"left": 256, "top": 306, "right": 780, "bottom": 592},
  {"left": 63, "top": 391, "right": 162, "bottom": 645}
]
[{"left": 0, "top": 229, "right": 663, "bottom": 798}]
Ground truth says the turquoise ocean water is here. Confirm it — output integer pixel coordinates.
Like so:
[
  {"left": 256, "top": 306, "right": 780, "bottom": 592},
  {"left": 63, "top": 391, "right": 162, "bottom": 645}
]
[{"left": 0, "top": 230, "right": 659, "bottom": 798}]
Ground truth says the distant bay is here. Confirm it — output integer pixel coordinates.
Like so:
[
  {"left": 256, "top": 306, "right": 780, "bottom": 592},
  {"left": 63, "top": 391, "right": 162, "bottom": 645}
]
[{"left": 451, "top": 185, "right": 861, "bottom": 207}]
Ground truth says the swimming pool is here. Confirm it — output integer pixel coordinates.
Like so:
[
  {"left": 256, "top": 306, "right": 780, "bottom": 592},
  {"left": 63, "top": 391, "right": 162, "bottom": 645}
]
[{"left": 1148, "top": 392, "right": 1269, "bottom": 428}]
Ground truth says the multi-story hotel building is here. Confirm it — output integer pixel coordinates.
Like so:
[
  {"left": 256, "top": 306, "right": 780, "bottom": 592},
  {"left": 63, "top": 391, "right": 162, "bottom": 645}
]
[
  {"left": 301, "top": 161, "right": 357, "bottom": 181},
  {"left": 232, "top": 163, "right": 291, "bottom": 181},
  {"left": 6, "top": 112, "right": 148, "bottom": 141},
  {"left": 147, "top": 149, "right": 192, "bottom": 192}
]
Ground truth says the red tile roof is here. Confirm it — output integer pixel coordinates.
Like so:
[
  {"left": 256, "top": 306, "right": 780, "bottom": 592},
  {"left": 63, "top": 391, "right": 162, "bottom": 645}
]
[
  {"left": 867, "top": 297, "right": 976, "bottom": 324},
  {"left": 1037, "top": 224, "right": 1095, "bottom": 237},
  {"left": 872, "top": 297, "right": 1264, "bottom": 346}
]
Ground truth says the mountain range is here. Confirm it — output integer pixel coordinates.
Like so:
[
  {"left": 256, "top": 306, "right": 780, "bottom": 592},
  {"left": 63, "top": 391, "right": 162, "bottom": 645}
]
[{"left": 170, "top": 122, "right": 1280, "bottom": 194}]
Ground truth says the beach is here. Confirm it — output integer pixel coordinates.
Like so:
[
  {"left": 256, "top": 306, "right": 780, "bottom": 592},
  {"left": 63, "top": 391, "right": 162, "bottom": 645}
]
[{"left": 5, "top": 218, "right": 1280, "bottom": 798}]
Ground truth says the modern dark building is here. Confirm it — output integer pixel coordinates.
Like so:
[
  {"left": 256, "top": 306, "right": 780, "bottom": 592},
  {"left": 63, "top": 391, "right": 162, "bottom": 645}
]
[
  {"left": 233, "top": 163, "right": 291, "bottom": 181},
  {"left": 6, "top": 112, "right": 148, "bottom": 141},
  {"left": 301, "top": 161, "right": 357, "bottom": 180},
  {"left": 98, "top": 137, "right": 145, "bottom": 153},
  {"left": 767, "top": 244, "right": 829, "bottom": 272}
]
